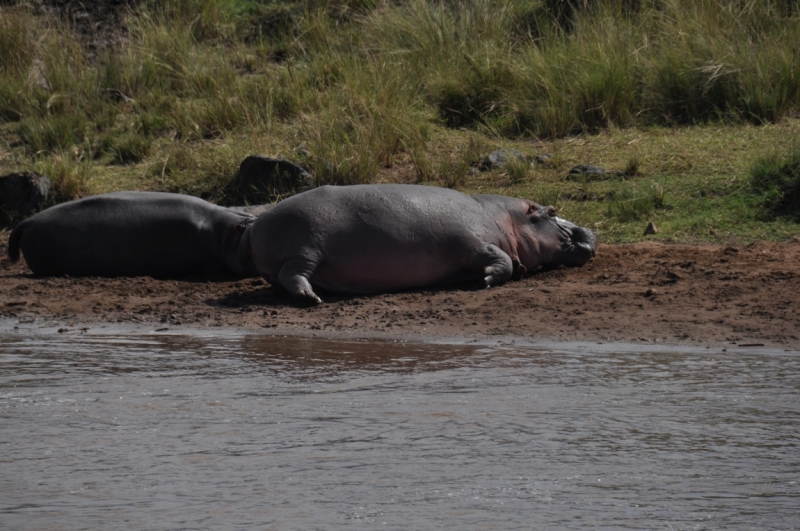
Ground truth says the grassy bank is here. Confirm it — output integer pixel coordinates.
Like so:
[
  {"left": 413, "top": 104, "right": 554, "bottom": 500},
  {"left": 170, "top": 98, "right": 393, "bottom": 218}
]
[{"left": 1, "top": 0, "right": 799, "bottom": 243}]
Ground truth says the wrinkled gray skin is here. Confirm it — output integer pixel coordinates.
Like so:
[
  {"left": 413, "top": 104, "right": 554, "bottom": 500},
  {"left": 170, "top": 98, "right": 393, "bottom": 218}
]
[
  {"left": 250, "top": 184, "right": 597, "bottom": 303},
  {"left": 8, "top": 191, "right": 257, "bottom": 278},
  {"left": 227, "top": 204, "right": 273, "bottom": 216}
]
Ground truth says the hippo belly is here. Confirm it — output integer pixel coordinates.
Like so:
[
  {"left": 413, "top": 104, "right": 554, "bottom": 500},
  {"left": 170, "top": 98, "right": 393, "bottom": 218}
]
[{"left": 311, "top": 244, "right": 466, "bottom": 294}]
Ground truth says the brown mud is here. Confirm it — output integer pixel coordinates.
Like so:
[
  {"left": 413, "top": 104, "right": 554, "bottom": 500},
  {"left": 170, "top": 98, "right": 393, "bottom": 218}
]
[{"left": 2, "top": 238, "right": 799, "bottom": 348}]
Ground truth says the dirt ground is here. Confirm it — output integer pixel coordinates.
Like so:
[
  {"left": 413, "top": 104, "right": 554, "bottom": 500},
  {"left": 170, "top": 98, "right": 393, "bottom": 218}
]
[{"left": 2, "top": 237, "right": 799, "bottom": 348}]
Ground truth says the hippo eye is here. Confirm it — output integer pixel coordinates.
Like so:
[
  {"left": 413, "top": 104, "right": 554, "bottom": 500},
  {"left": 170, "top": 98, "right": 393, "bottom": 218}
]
[{"left": 547, "top": 206, "right": 556, "bottom": 218}]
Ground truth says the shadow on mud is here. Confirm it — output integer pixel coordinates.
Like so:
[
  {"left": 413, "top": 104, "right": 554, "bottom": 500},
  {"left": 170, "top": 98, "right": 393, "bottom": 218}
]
[{"left": 206, "top": 281, "right": 490, "bottom": 310}]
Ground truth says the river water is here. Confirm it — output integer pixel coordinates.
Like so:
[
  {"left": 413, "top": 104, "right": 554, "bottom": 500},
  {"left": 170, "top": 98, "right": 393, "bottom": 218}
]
[{"left": 1, "top": 326, "right": 798, "bottom": 530}]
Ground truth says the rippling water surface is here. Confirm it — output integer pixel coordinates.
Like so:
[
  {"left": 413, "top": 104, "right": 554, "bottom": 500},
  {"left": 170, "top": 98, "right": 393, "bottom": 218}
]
[{"left": 1, "top": 327, "right": 798, "bottom": 530}]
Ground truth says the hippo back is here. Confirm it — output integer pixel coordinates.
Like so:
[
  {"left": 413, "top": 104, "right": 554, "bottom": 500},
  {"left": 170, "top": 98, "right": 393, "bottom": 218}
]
[{"left": 11, "top": 192, "right": 254, "bottom": 278}]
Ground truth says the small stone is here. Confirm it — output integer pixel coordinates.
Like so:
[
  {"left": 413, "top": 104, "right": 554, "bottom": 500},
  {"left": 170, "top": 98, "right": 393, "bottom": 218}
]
[
  {"left": 643, "top": 221, "right": 658, "bottom": 235},
  {"left": 666, "top": 270, "right": 683, "bottom": 280},
  {"left": 479, "top": 149, "right": 529, "bottom": 171},
  {"left": 535, "top": 153, "right": 553, "bottom": 167},
  {"left": 645, "top": 288, "right": 657, "bottom": 297},
  {"left": 568, "top": 164, "right": 606, "bottom": 176}
]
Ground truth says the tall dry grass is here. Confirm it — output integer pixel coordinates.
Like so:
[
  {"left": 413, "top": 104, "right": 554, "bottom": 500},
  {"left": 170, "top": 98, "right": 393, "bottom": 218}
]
[{"left": 0, "top": 0, "right": 798, "bottom": 196}]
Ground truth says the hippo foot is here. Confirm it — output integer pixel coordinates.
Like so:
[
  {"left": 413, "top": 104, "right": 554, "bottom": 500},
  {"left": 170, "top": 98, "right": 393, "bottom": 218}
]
[
  {"left": 301, "top": 290, "right": 323, "bottom": 305},
  {"left": 511, "top": 260, "right": 528, "bottom": 281},
  {"left": 480, "top": 244, "right": 514, "bottom": 287},
  {"left": 277, "top": 259, "right": 323, "bottom": 304}
]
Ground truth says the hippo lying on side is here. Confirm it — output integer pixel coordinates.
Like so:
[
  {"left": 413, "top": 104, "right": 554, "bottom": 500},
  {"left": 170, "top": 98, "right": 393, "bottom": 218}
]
[
  {"left": 8, "top": 191, "right": 257, "bottom": 278},
  {"left": 250, "top": 184, "right": 597, "bottom": 303},
  {"left": 226, "top": 204, "right": 273, "bottom": 216}
]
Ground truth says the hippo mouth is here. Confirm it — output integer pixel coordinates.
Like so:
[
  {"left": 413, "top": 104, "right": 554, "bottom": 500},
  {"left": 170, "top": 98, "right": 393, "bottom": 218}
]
[{"left": 556, "top": 218, "right": 598, "bottom": 266}]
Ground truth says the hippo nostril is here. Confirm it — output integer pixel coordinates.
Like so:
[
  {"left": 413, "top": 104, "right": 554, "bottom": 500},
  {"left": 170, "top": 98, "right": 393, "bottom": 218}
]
[{"left": 572, "top": 227, "right": 598, "bottom": 255}]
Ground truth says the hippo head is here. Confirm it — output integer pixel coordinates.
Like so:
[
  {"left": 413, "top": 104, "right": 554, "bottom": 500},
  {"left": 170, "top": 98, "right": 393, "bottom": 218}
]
[
  {"left": 473, "top": 194, "right": 597, "bottom": 272},
  {"left": 507, "top": 200, "right": 597, "bottom": 271}
]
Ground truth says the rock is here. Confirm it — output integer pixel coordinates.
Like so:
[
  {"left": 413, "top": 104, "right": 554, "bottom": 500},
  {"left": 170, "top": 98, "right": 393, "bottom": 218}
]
[
  {"left": 228, "top": 156, "right": 313, "bottom": 204},
  {"left": 0, "top": 172, "right": 51, "bottom": 227},
  {"left": 535, "top": 153, "right": 553, "bottom": 167},
  {"left": 643, "top": 221, "right": 658, "bottom": 235},
  {"left": 644, "top": 288, "right": 657, "bottom": 297},
  {"left": 568, "top": 164, "right": 606, "bottom": 177},
  {"left": 479, "top": 149, "right": 530, "bottom": 171}
]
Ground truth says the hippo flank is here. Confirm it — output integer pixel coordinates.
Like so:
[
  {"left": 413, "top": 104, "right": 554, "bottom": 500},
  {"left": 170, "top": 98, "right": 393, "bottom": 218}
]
[
  {"left": 250, "top": 184, "right": 597, "bottom": 303},
  {"left": 8, "top": 191, "right": 257, "bottom": 278}
]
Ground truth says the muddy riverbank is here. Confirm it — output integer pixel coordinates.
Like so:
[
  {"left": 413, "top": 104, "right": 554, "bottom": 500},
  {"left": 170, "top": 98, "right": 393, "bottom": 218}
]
[{"left": 2, "top": 238, "right": 799, "bottom": 348}]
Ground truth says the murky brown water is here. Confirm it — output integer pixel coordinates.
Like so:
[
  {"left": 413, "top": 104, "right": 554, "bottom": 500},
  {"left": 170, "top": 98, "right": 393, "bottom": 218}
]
[{"left": 1, "top": 327, "right": 798, "bottom": 530}]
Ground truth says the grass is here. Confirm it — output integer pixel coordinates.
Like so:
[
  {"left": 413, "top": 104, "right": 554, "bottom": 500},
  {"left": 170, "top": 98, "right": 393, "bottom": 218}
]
[
  {"left": 751, "top": 148, "right": 800, "bottom": 221},
  {"left": 0, "top": 0, "right": 798, "bottom": 244},
  {"left": 606, "top": 180, "right": 666, "bottom": 223}
]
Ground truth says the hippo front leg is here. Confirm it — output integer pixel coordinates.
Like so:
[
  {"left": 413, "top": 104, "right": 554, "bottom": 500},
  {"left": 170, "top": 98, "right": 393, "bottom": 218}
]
[
  {"left": 474, "top": 244, "right": 514, "bottom": 288},
  {"left": 277, "top": 256, "right": 324, "bottom": 304}
]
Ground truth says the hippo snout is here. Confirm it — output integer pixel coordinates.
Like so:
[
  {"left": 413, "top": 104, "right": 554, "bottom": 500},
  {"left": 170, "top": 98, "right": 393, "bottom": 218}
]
[
  {"left": 555, "top": 219, "right": 597, "bottom": 266},
  {"left": 573, "top": 225, "right": 597, "bottom": 253}
]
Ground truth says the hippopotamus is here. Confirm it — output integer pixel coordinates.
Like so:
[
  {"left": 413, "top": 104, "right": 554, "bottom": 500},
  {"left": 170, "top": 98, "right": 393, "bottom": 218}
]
[
  {"left": 7, "top": 191, "right": 258, "bottom": 278},
  {"left": 250, "top": 184, "right": 597, "bottom": 303},
  {"left": 226, "top": 204, "right": 273, "bottom": 216}
]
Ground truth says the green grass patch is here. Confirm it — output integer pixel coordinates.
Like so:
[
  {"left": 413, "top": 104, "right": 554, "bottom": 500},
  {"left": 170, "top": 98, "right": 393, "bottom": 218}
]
[
  {"left": 606, "top": 180, "right": 667, "bottom": 222},
  {"left": 35, "top": 153, "right": 93, "bottom": 203},
  {"left": 19, "top": 115, "right": 88, "bottom": 155},
  {"left": 751, "top": 148, "right": 800, "bottom": 221},
  {"left": 0, "top": 1, "right": 798, "bottom": 245}
]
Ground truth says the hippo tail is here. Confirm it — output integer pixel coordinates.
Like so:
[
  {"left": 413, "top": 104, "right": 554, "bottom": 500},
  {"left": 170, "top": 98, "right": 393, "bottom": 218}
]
[{"left": 7, "top": 223, "right": 23, "bottom": 262}]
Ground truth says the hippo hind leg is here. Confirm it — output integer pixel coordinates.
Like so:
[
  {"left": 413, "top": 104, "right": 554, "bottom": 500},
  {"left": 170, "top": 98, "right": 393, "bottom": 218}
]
[
  {"left": 277, "top": 256, "right": 324, "bottom": 305},
  {"left": 474, "top": 244, "right": 514, "bottom": 288}
]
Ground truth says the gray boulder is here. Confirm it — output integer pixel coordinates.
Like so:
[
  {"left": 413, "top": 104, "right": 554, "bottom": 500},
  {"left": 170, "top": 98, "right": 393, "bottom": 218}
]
[
  {"left": 479, "top": 149, "right": 531, "bottom": 172},
  {"left": 0, "top": 172, "right": 51, "bottom": 227},
  {"left": 228, "top": 156, "right": 313, "bottom": 205}
]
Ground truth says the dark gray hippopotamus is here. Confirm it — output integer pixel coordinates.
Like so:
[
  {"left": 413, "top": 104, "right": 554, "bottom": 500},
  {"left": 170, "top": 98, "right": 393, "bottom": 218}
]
[
  {"left": 7, "top": 191, "right": 257, "bottom": 278},
  {"left": 250, "top": 184, "right": 597, "bottom": 303},
  {"left": 226, "top": 203, "right": 273, "bottom": 216}
]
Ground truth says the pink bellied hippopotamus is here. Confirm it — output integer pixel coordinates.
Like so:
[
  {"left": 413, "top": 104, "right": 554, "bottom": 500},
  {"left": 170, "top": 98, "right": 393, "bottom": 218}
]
[
  {"left": 7, "top": 191, "right": 257, "bottom": 278},
  {"left": 249, "top": 184, "right": 597, "bottom": 303}
]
